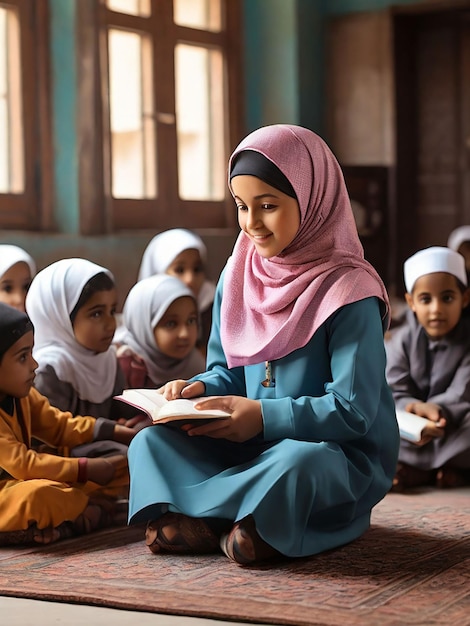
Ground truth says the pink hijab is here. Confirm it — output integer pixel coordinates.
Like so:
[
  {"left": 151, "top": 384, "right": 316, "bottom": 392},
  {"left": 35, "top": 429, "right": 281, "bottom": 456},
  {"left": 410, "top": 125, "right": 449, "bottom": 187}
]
[{"left": 220, "top": 124, "right": 390, "bottom": 368}]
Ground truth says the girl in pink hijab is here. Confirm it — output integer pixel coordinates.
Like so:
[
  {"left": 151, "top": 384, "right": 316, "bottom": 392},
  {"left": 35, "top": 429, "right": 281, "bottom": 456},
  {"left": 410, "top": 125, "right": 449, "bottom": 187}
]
[{"left": 127, "top": 125, "right": 399, "bottom": 566}]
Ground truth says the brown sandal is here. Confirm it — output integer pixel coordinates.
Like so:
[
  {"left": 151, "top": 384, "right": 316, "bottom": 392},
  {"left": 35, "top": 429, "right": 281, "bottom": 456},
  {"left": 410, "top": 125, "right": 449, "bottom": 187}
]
[
  {"left": 145, "top": 513, "right": 219, "bottom": 555},
  {"left": 391, "top": 462, "right": 436, "bottom": 492},
  {"left": 220, "top": 515, "right": 281, "bottom": 566}
]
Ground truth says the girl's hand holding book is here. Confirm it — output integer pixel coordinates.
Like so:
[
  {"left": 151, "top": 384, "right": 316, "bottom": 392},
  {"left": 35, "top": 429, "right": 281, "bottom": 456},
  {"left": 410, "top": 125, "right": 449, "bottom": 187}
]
[{"left": 187, "top": 396, "right": 263, "bottom": 442}]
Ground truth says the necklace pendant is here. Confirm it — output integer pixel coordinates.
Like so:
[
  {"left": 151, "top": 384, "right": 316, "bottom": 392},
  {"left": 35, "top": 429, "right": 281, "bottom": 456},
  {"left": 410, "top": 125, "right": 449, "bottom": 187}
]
[{"left": 261, "top": 360, "right": 276, "bottom": 388}]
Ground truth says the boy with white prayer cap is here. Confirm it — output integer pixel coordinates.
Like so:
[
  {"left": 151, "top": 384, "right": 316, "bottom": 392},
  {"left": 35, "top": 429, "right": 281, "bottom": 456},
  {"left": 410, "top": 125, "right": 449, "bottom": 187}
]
[{"left": 386, "top": 246, "right": 470, "bottom": 491}]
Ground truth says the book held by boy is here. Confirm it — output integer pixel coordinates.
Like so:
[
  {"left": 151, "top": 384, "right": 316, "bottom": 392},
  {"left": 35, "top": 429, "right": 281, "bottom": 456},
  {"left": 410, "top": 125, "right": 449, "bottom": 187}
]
[
  {"left": 113, "top": 388, "right": 231, "bottom": 425},
  {"left": 395, "top": 409, "right": 429, "bottom": 443}
]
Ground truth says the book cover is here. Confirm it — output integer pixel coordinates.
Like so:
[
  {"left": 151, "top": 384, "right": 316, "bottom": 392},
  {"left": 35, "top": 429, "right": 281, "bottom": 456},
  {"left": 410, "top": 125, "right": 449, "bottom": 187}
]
[
  {"left": 395, "top": 409, "right": 429, "bottom": 443},
  {"left": 114, "top": 388, "right": 231, "bottom": 425}
]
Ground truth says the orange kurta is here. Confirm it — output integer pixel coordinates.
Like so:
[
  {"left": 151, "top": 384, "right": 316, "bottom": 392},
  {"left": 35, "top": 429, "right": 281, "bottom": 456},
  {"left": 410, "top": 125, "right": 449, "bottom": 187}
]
[{"left": 0, "top": 388, "right": 127, "bottom": 531}]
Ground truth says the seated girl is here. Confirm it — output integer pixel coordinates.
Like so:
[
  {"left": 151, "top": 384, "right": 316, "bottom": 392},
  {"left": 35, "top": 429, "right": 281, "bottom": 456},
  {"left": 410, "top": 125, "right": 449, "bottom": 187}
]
[
  {"left": 137, "top": 229, "right": 216, "bottom": 354},
  {"left": 0, "top": 244, "right": 36, "bottom": 312},
  {"left": 25, "top": 258, "right": 132, "bottom": 457},
  {"left": 117, "top": 274, "right": 205, "bottom": 389}
]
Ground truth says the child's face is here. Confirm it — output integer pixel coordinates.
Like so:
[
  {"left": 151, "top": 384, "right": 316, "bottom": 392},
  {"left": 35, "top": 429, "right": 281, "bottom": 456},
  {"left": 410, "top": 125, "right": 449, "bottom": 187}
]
[
  {"left": 0, "top": 330, "right": 37, "bottom": 400},
  {"left": 166, "top": 249, "right": 205, "bottom": 297},
  {"left": 231, "top": 175, "right": 300, "bottom": 259},
  {"left": 0, "top": 262, "right": 32, "bottom": 312},
  {"left": 405, "top": 272, "right": 470, "bottom": 339},
  {"left": 153, "top": 296, "right": 198, "bottom": 360},
  {"left": 72, "top": 288, "right": 118, "bottom": 353}
]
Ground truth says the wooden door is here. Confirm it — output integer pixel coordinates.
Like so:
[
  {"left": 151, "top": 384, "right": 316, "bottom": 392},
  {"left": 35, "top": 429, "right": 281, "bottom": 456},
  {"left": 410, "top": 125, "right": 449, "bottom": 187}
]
[{"left": 393, "top": 6, "right": 470, "bottom": 293}]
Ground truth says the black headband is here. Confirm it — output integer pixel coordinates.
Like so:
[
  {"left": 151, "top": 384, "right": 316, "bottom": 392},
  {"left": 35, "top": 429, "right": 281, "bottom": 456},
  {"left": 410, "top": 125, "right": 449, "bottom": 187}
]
[
  {"left": 230, "top": 150, "right": 296, "bottom": 199},
  {"left": 0, "top": 302, "right": 34, "bottom": 359}
]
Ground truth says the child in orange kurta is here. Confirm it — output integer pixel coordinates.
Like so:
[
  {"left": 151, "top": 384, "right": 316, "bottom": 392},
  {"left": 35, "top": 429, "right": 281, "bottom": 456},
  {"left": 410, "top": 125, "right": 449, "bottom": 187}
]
[{"left": 0, "top": 302, "right": 137, "bottom": 546}]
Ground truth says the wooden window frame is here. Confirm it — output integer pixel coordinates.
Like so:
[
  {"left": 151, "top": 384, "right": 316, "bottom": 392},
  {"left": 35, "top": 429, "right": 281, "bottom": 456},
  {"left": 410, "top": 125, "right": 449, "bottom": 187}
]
[
  {"left": 0, "top": 0, "right": 53, "bottom": 231},
  {"left": 77, "top": 0, "right": 244, "bottom": 235}
]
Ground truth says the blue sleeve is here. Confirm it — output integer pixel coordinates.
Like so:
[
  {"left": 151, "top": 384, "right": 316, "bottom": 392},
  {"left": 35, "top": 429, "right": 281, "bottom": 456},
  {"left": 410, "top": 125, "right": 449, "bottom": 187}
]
[{"left": 261, "top": 298, "right": 394, "bottom": 443}]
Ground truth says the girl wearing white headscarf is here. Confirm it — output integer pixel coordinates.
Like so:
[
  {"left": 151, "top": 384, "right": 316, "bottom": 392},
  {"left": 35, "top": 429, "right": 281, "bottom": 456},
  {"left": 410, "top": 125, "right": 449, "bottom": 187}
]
[
  {"left": 117, "top": 275, "right": 205, "bottom": 389},
  {"left": 137, "top": 229, "right": 216, "bottom": 353},
  {"left": 26, "top": 258, "right": 129, "bottom": 457},
  {"left": 0, "top": 244, "right": 36, "bottom": 312}
]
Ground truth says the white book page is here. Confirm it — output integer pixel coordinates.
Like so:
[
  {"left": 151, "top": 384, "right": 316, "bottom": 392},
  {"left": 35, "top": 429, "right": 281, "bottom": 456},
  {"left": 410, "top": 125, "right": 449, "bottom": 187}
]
[
  {"left": 395, "top": 409, "right": 428, "bottom": 442},
  {"left": 157, "top": 398, "right": 231, "bottom": 421},
  {"left": 115, "top": 389, "right": 231, "bottom": 423},
  {"left": 118, "top": 389, "right": 167, "bottom": 420}
]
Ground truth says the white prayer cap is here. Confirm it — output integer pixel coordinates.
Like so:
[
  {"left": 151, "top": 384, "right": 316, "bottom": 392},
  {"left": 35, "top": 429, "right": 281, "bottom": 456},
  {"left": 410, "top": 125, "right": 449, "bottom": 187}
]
[
  {"left": 404, "top": 246, "right": 467, "bottom": 292},
  {"left": 447, "top": 226, "right": 470, "bottom": 252}
]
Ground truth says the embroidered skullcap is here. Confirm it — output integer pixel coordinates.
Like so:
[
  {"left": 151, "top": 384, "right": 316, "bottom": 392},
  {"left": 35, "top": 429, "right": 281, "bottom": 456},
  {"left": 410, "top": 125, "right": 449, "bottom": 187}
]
[
  {"left": 404, "top": 246, "right": 467, "bottom": 293},
  {"left": 447, "top": 226, "right": 470, "bottom": 252},
  {"left": 0, "top": 302, "right": 33, "bottom": 359},
  {"left": 230, "top": 150, "right": 297, "bottom": 199}
]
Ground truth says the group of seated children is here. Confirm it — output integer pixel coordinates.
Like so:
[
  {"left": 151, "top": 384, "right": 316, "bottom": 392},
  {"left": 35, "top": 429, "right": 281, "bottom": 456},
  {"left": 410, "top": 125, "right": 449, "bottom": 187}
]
[
  {"left": 0, "top": 232, "right": 215, "bottom": 546},
  {"left": 1, "top": 220, "right": 470, "bottom": 549}
]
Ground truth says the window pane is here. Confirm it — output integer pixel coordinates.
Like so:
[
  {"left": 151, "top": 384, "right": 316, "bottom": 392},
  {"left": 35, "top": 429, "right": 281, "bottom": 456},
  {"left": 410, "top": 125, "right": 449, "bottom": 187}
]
[
  {"left": 174, "top": 0, "right": 221, "bottom": 32},
  {"left": 108, "top": 29, "right": 156, "bottom": 199},
  {"left": 0, "top": 6, "right": 23, "bottom": 193},
  {"left": 106, "top": 0, "right": 150, "bottom": 18},
  {"left": 175, "top": 44, "right": 225, "bottom": 201}
]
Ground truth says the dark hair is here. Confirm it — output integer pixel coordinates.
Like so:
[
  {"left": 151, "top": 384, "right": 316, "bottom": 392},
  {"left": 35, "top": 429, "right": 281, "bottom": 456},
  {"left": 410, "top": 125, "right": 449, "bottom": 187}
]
[
  {"left": 230, "top": 150, "right": 297, "bottom": 199},
  {"left": 0, "top": 302, "right": 34, "bottom": 363},
  {"left": 70, "top": 272, "right": 115, "bottom": 324}
]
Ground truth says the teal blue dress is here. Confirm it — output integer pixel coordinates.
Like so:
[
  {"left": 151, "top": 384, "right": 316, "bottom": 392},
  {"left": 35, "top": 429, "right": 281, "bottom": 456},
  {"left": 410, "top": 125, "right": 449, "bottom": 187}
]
[{"left": 128, "top": 282, "right": 399, "bottom": 557}]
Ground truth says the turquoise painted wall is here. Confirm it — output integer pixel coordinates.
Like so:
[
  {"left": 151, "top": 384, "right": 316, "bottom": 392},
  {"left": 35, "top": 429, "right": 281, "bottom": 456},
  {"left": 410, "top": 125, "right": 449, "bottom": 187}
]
[
  {"left": 242, "top": 0, "right": 425, "bottom": 135},
  {"left": 49, "top": 0, "right": 78, "bottom": 233},
  {"left": 243, "top": 0, "right": 298, "bottom": 130}
]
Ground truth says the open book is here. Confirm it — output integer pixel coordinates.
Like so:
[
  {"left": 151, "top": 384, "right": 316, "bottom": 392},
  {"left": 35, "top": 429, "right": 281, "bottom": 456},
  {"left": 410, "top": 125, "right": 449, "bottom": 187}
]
[
  {"left": 113, "top": 388, "right": 231, "bottom": 425},
  {"left": 395, "top": 409, "right": 429, "bottom": 443}
]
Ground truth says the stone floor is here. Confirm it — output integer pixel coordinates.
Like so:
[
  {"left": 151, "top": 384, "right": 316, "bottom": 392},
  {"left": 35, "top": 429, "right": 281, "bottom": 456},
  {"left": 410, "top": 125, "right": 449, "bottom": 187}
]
[{"left": 1, "top": 596, "right": 267, "bottom": 626}]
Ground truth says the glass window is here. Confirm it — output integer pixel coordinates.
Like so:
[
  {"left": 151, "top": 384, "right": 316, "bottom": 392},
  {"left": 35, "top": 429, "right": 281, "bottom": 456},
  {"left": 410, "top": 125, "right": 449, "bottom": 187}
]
[
  {"left": 106, "top": 0, "right": 151, "bottom": 18},
  {"left": 173, "top": 0, "right": 222, "bottom": 32},
  {"left": 0, "top": 0, "right": 50, "bottom": 230},
  {"left": 0, "top": 5, "right": 23, "bottom": 193},
  {"left": 108, "top": 29, "right": 156, "bottom": 198},
  {"left": 94, "top": 0, "right": 242, "bottom": 230},
  {"left": 175, "top": 43, "right": 224, "bottom": 200}
]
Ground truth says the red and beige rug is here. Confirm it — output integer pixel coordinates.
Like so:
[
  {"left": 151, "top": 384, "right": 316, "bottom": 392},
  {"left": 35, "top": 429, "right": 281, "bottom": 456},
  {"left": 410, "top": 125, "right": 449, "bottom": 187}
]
[{"left": 0, "top": 488, "right": 469, "bottom": 626}]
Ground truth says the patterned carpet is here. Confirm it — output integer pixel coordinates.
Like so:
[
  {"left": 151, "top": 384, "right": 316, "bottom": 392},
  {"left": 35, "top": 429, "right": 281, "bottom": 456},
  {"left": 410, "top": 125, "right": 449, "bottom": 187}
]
[{"left": 0, "top": 488, "right": 469, "bottom": 626}]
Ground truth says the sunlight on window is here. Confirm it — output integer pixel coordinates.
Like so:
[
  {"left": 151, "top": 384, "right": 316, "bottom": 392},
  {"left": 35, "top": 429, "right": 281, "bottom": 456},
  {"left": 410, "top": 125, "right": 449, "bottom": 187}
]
[
  {"left": 174, "top": 0, "right": 221, "bottom": 31},
  {"left": 0, "top": 6, "right": 23, "bottom": 194},
  {"left": 108, "top": 29, "right": 156, "bottom": 199},
  {"left": 175, "top": 44, "right": 225, "bottom": 200},
  {"left": 106, "top": 0, "right": 150, "bottom": 18}
]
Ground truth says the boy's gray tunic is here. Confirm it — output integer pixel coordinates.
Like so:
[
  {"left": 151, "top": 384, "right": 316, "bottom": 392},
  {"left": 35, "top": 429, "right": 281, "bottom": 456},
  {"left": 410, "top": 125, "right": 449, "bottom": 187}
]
[{"left": 386, "top": 310, "right": 470, "bottom": 469}]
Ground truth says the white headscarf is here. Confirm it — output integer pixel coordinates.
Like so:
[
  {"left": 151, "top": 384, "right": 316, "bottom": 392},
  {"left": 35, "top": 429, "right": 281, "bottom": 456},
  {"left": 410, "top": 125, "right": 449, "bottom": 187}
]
[
  {"left": 25, "top": 258, "right": 118, "bottom": 403},
  {"left": 137, "top": 229, "right": 215, "bottom": 313},
  {"left": 120, "top": 274, "right": 205, "bottom": 386},
  {"left": 0, "top": 244, "right": 36, "bottom": 278},
  {"left": 447, "top": 226, "right": 470, "bottom": 253}
]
